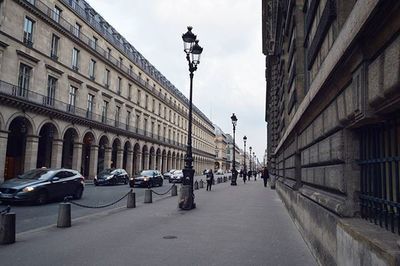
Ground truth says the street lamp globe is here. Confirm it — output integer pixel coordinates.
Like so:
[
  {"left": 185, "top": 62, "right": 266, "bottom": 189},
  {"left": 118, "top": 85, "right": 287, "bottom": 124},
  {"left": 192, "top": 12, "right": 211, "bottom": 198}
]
[
  {"left": 182, "top": 26, "right": 196, "bottom": 53},
  {"left": 191, "top": 40, "right": 203, "bottom": 65}
]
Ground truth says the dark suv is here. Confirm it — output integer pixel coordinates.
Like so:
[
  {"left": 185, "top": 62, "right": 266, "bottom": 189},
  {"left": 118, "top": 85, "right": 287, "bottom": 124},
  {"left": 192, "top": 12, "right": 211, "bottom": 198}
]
[
  {"left": 94, "top": 168, "right": 129, "bottom": 186},
  {"left": 0, "top": 168, "right": 84, "bottom": 204}
]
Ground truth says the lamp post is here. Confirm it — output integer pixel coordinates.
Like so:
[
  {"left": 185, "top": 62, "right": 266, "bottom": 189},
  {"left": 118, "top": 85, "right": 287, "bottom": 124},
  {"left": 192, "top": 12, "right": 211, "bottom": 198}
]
[
  {"left": 243, "top": 136, "right": 247, "bottom": 182},
  {"left": 249, "top": 146, "right": 252, "bottom": 179},
  {"left": 179, "top": 26, "right": 203, "bottom": 210},
  {"left": 231, "top": 113, "right": 238, "bottom": 186},
  {"left": 253, "top": 152, "right": 256, "bottom": 175}
]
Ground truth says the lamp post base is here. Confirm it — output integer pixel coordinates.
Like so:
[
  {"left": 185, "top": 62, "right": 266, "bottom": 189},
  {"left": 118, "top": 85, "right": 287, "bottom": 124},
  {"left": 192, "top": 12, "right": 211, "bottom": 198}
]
[
  {"left": 179, "top": 168, "right": 196, "bottom": 210},
  {"left": 231, "top": 170, "right": 238, "bottom": 186}
]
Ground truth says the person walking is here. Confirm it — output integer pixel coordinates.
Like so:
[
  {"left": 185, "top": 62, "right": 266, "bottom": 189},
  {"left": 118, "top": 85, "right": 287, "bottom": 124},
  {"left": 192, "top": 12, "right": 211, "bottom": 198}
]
[
  {"left": 262, "top": 167, "right": 269, "bottom": 187},
  {"left": 206, "top": 169, "right": 214, "bottom": 191},
  {"left": 243, "top": 169, "right": 247, "bottom": 183}
]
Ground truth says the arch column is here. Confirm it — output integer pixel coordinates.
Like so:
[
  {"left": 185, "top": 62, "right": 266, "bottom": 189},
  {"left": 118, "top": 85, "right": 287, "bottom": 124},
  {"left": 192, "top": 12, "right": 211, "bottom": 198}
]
[
  {"left": 24, "top": 135, "right": 39, "bottom": 171},
  {"left": 51, "top": 139, "right": 63, "bottom": 168},
  {"left": 126, "top": 149, "right": 133, "bottom": 176},
  {"left": 104, "top": 147, "right": 112, "bottom": 169},
  {"left": 161, "top": 155, "right": 166, "bottom": 173},
  {"left": 0, "top": 131, "right": 8, "bottom": 183},
  {"left": 157, "top": 155, "right": 162, "bottom": 170},
  {"left": 72, "top": 142, "right": 83, "bottom": 172},
  {"left": 88, "top": 145, "right": 99, "bottom": 179},
  {"left": 116, "top": 149, "right": 124, "bottom": 169},
  {"left": 144, "top": 152, "right": 149, "bottom": 170},
  {"left": 167, "top": 156, "right": 171, "bottom": 170},
  {"left": 136, "top": 152, "right": 142, "bottom": 173},
  {"left": 151, "top": 153, "right": 156, "bottom": 169}
]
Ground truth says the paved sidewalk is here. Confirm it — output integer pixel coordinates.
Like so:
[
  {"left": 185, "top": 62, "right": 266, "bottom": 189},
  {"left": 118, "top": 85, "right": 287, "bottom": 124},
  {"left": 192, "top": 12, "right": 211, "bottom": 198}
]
[{"left": 0, "top": 179, "right": 316, "bottom": 266}]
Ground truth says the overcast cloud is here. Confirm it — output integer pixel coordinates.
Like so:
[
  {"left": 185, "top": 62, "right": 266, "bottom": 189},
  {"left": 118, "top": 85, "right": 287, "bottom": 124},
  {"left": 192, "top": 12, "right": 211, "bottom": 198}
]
[{"left": 87, "top": 0, "right": 267, "bottom": 161}]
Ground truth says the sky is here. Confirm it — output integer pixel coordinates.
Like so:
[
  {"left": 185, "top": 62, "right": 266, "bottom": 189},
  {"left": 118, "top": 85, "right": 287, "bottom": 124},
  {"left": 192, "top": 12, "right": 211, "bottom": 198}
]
[{"left": 86, "top": 0, "right": 267, "bottom": 161}]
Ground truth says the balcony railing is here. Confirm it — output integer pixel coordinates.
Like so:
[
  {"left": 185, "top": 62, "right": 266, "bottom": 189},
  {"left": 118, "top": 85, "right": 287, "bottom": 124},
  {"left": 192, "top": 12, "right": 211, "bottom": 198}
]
[{"left": 0, "top": 80, "right": 185, "bottom": 149}]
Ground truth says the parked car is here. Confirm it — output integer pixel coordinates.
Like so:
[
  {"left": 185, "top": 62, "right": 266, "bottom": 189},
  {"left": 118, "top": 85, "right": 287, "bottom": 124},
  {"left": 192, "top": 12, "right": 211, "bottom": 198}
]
[
  {"left": 169, "top": 170, "right": 183, "bottom": 183},
  {"left": 94, "top": 168, "right": 129, "bottom": 186},
  {"left": 130, "top": 170, "right": 163, "bottom": 188},
  {"left": 0, "top": 168, "right": 84, "bottom": 204},
  {"left": 163, "top": 169, "right": 176, "bottom": 181},
  {"left": 216, "top": 169, "right": 224, "bottom": 175}
]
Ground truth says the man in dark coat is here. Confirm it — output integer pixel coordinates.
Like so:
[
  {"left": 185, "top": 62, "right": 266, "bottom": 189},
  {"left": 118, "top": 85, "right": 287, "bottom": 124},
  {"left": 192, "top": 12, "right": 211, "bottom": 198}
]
[
  {"left": 206, "top": 169, "right": 214, "bottom": 191},
  {"left": 262, "top": 167, "right": 269, "bottom": 187}
]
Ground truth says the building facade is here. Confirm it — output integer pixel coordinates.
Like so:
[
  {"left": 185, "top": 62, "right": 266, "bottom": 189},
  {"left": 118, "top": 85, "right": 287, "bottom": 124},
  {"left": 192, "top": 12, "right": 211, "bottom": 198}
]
[
  {"left": 0, "top": 0, "right": 216, "bottom": 183},
  {"left": 213, "top": 124, "right": 228, "bottom": 172},
  {"left": 225, "top": 134, "right": 241, "bottom": 172},
  {"left": 263, "top": 0, "right": 400, "bottom": 265}
]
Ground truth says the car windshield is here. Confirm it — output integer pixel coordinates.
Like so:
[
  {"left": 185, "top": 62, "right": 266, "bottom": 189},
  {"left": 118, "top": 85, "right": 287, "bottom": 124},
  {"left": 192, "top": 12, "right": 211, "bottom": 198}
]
[
  {"left": 98, "top": 169, "right": 114, "bottom": 175},
  {"left": 17, "top": 169, "right": 54, "bottom": 180},
  {"left": 141, "top": 170, "right": 155, "bottom": 176}
]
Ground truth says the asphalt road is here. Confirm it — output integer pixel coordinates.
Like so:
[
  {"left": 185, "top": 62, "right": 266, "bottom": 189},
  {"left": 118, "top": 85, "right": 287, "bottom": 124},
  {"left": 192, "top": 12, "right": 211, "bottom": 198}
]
[{"left": 0, "top": 174, "right": 222, "bottom": 234}]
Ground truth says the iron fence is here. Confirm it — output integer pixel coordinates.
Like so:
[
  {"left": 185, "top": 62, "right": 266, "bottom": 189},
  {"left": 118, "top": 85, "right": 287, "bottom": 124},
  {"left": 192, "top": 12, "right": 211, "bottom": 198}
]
[{"left": 359, "top": 119, "right": 400, "bottom": 234}]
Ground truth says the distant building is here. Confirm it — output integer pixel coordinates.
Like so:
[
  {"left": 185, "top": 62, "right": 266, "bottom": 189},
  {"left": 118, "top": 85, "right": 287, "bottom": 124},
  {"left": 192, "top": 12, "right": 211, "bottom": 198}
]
[
  {"left": 213, "top": 124, "right": 228, "bottom": 171},
  {"left": 263, "top": 0, "right": 400, "bottom": 265}
]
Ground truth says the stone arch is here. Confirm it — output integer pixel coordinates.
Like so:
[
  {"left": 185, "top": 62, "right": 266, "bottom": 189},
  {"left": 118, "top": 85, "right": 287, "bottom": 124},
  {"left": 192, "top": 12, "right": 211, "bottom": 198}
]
[
  {"left": 36, "top": 122, "right": 60, "bottom": 168},
  {"left": 123, "top": 140, "right": 132, "bottom": 170},
  {"left": 61, "top": 127, "right": 79, "bottom": 170},
  {"left": 111, "top": 137, "right": 122, "bottom": 168},
  {"left": 133, "top": 142, "right": 141, "bottom": 174},
  {"left": 97, "top": 135, "right": 110, "bottom": 172},
  {"left": 4, "top": 115, "right": 35, "bottom": 180},
  {"left": 81, "top": 131, "right": 96, "bottom": 177},
  {"left": 142, "top": 145, "right": 148, "bottom": 170}
]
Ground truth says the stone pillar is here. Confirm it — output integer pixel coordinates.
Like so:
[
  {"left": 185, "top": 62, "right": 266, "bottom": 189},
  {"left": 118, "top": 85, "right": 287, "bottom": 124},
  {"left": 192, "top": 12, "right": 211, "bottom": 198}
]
[
  {"left": 51, "top": 139, "right": 63, "bottom": 168},
  {"left": 151, "top": 154, "right": 156, "bottom": 169},
  {"left": 144, "top": 152, "right": 149, "bottom": 170},
  {"left": 126, "top": 149, "right": 133, "bottom": 176},
  {"left": 157, "top": 155, "right": 162, "bottom": 170},
  {"left": 88, "top": 145, "right": 99, "bottom": 179},
  {"left": 116, "top": 149, "right": 124, "bottom": 169},
  {"left": 104, "top": 147, "right": 112, "bottom": 169},
  {"left": 0, "top": 131, "right": 8, "bottom": 183},
  {"left": 167, "top": 156, "right": 171, "bottom": 170},
  {"left": 162, "top": 155, "right": 166, "bottom": 172},
  {"left": 72, "top": 142, "right": 83, "bottom": 172},
  {"left": 136, "top": 152, "right": 142, "bottom": 173},
  {"left": 24, "top": 135, "right": 39, "bottom": 172}
]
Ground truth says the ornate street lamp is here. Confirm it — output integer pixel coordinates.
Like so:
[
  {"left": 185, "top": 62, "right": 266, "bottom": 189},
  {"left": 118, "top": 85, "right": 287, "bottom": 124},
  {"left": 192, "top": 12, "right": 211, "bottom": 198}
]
[
  {"left": 243, "top": 136, "right": 247, "bottom": 182},
  {"left": 179, "top": 26, "right": 203, "bottom": 210},
  {"left": 230, "top": 113, "right": 238, "bottom": 186},
  {"left": 249, "top": 146, "right": 252, "bottom": 179},
  {"left": 253, "top": 152, "right": 256, "bottom": 174}
]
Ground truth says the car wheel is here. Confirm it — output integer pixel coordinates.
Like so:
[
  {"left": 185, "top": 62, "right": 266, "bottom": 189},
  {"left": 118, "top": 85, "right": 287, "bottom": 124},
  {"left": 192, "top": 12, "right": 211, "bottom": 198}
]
[
  {"left": 36, "top": 191, "right": 48, "bottom": 205},
  {"left": 73, "top": 186, "right": 83, "bottom": 200}
]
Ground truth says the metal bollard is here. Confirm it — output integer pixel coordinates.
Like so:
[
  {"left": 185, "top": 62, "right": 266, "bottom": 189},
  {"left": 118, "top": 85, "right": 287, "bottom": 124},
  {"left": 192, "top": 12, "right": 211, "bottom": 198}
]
[
  {"left": 127, "top": 190, "right": 136, "bottom": 208},
  {"left": 0, "top": 212, "right": 16, "bottom": 244},
  {"left": 224, "top": 176, "right": 227, "bottom": 182},
  {"left": 171, "top": 185, "right": 177, "bottom": 196},
  {"left": 199, "top": 180, "right": 204, "bottom": 189},
  {"left": 144, "top": 189, "right": 152, "bottom": 203},
  {"left": 57, "top": 203, "right": 71, "bottom": 228},
  {"left": 194, "top": 180, "right": 199, "bottom": 190}
]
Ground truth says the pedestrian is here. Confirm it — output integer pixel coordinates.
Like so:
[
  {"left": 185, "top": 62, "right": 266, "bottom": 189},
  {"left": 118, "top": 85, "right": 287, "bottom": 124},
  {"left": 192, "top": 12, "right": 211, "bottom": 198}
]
[
  {"left": 248, "top": 170, "right": 252, "bottom": 181},
  {"left": 206, "top": 169, "right": 214, "bottom": 191},
  {"left": 243, "top": 169, "right": 247, "bottom": 183},
  {"left": 262, "top": 167, "right": 269, "bottom": 187}
]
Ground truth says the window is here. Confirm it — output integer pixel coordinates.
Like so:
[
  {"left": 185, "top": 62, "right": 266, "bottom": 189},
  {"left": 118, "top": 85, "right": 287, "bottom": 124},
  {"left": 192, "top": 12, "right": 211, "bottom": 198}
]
[
  {"left": 50, "top": 34, "right": 59, "bottom": 59},
  {"left": 117, "top": 77, "right": 122, "bottom": 94},
  {"left": 128, "top": 84, "right": 132, "bottom": 99},
  {"left": 137, "top": 89, "right": 141, "bottom": 105},
  {"left": 102, "top": 101, "right": 108, "bottom": 123},
  {"left": 136, "top": 115, "right": 140, "bottom": 133},
  {"left": 144, "top": 119, "right": 148, "bottom": 135},
  {"left": 72, "top": 48, "right": 79, "bottom": 70},
  {"left": 145, "top": 94, "right": 149, "bottom": 109},
  {"left": 91, "top": 36, "right": 97, "bottom": 50},
  {"left": 163, "top": 127, "right": 166, "bottom": 141},
  {"left": 23, "top": 17, "right": 34, "bottom": 46},
  {"left": 129, "top": 65, "right": 133, "bottom": 75},
  {"left": 26, "top": 0, "right": 35, "bottom": 5},
  {"left": 89, "top": 59, "right": 96, "bottom": 80},
  {"left": 74, "top": 23, "right": 81, "bottom": 38},
  {"left": 46, "top": 76, "right": 57, "bottom": 106},
  {"left": 17, "top": 64, "right": 31, "bottom": 97},
  {"left": 152, "top": 99, "right": 155, "bottom": 112},
  {"left": 86, "top": 94, "right": 94, "bottom": 119},
  {"left": 169, "top": 110, "right": 171, "bottom": 121},
  {"left": 157, "top": 124, "right": 161, "bottom": 138},
  {"left": 126, "top": 111, "right": 131, "bottom": 130},
  {"left": 164, "top": 107, "right": 166, "bottom": 118},
  {"left": 67, "top": 86, "right": 77, "bottom": 113},
  {"left": 115, "top": 106, "right": 120, "bottom": 127},
  {"left": 119, "top": 57, "right": 123, "bottom": 68},
  {"left": 158, "top": 103, "right": 161, "bottom": 115},
  {"left": 107, "top": 48, "right": 111, "bottom": 59},
  {"left": 145, "top": 78, "right": 149, "bottom": 87},
  {"left": 105, "top": 69, "right": 110, "bottom": 87},
  {"left": 53, "top": 6, "right": 61, "bottom": 23},
  {"left": 151, "top": 122, "right": 154, "bottom": 137}
]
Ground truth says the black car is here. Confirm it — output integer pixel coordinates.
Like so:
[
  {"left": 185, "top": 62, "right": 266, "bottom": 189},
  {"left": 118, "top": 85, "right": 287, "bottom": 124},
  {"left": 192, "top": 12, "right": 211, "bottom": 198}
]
[
  {"left": 162, "top": 169, "right": 176, "bottom": 181},
  {"left": 169, "top": 170, "right": 183, "bottom": 183},
  {"left": 130, "top": 170, "right": 163, "bottom": 188},
  {"left": 94, "top": 168, "right": 129, "bottom": 186},
  {"left": 0, "top": 168, "right": 84, "bottom": 204}
]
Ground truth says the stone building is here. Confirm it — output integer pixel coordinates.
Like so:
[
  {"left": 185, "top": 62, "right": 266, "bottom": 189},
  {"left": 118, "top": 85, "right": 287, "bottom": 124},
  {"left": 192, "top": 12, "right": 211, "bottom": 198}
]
[
  {"left": 0, "top": 0, "right": 216, "bottom": 183},
  {"left": 263, "top": 0, "right": 400, "bottom": 264},
  {"left": 213, "top": 124, "right": 228, "bottom": 172},
  {"left": 225, "top": 134, "right": 241, "bottom": 171}
]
